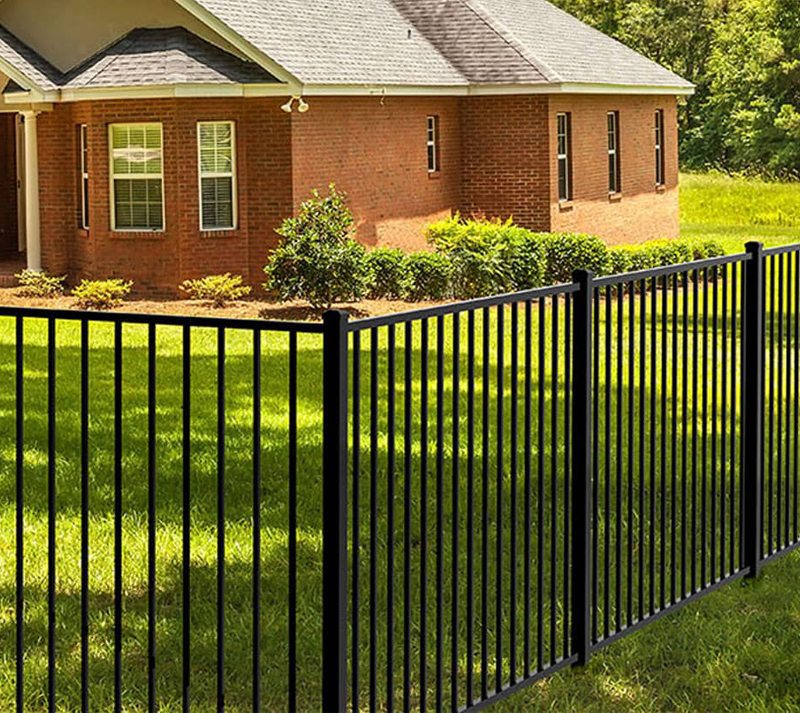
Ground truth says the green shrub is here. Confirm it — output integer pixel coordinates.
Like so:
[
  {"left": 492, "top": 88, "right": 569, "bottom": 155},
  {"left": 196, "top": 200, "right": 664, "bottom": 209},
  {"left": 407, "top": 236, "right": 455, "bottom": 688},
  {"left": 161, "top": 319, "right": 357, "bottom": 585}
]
[
  {"left": 428, "top": 216, "right": 509, "bottom": 298},
  {"left": 427, "top": 216, "right": 546, "bottom": 295},
  {"left": 264, "top": 185, "right": 370, "bottom": 309},
  {"left": 503, "top": 229, "right": 547, "bottom": 291},
  {"left": 425, "top": 214, "right": 465, "bottom": 245},
  {"left": 15, "top": 270, "right": 66, "bottom": 298},
  {"left": 72, "top": 279, "right": 132, "bottom": 310},
  {"left": 689, "top": 238, "right": 727, "bottom": 260},
  {"left": 365, "top": 248, "right": 410, "bottom": 300},
  {"left": 180, "top": 273, "right": 252, "bottom": 307},
  {"left": 605, "top": 246, "right": 635, "bottom": 276},
  {"left": 405, "top": 252, "right": 453, "bottom": 301},
  {"left": 541, "top": 233, "right": 609, "bottom": 283},
  {"left": 644, "top": 239, "right": 695, "bottom": 267}
]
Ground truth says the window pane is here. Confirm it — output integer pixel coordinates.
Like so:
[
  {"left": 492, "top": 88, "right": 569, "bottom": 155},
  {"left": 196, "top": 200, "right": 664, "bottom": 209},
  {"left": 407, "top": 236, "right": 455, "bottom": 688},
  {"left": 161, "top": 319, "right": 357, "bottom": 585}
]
[
  {"left": 114, "top": 178, "right": 163, "bottom": 230},
  {"left": 201, "top": 177, "right": 234, "bottom": 229},
  {"left": 609, "top": 154, "right": 617, "bottom": 193},
  {"left": 558, "top": 158, "right": 567, "bottom": 201}
]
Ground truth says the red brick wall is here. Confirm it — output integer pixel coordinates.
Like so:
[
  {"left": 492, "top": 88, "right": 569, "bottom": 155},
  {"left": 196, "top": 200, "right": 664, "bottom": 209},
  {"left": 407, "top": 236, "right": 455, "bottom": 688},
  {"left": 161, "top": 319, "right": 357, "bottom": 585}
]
[
  {"left": 37, "top": 97, "right": 293, "bottom": 293},
  {"left": 459, "top": 95, "right": 551, "bottom": 230},
  {"left": 291, "top": 96, "right": 462, "bottom": 251},
  {"left": 548, "top": 94, "right": 680, "bottom": 243},
  {"left": 33, "top": 92, "right": 681, "bottom": 294}
]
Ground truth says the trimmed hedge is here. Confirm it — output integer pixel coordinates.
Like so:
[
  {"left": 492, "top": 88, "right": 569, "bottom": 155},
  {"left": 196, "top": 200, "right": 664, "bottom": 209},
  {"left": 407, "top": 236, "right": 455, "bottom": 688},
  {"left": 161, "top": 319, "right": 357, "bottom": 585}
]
[
  {"left": 405, "top": 252, "right": 453, "bottom": 301},
  {"left": 265, "top": 199, "right": 728, "bottom": 307},
  {"left": 540, "top": 232, "right": 609, "bottom": 284},
  {"left": 366, "top": 248, "right": 410, "bottom": 300}
]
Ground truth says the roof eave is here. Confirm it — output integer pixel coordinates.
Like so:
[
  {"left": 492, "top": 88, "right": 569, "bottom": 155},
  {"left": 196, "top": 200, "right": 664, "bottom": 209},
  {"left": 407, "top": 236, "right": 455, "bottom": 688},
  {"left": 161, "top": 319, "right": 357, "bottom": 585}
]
[
  {"left": 3, "top": 82, "right": 289, "bottom": 103},
  {"left": 302, "top": 81, "right": 695, "bottom": 97}
]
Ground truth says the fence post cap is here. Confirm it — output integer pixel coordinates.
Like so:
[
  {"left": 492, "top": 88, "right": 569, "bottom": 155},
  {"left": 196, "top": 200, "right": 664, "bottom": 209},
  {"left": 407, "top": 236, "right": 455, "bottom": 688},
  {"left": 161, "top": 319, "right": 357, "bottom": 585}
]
[
  {"left": 322, "top": 309, "right": 350, "bottom": 325},
  {"left": 572, "top": 269, "right": 594, "bottom": 283},
  {"left": 745, "top": 241, "right": 763, "bottom": 253}
]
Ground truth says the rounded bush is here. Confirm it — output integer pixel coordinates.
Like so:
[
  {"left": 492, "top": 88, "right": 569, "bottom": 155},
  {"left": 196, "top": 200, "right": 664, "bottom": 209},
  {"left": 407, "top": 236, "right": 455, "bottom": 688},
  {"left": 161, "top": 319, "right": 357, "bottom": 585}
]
[
  {"left": 264, "top": 185, "right": 370, "bottom": 309},
  {"left": 541, "top": 233, "right": 609, "bottom": 284},
  {"left": 72, "top": 279, "right": 132, "bottom": 310},
  {"left": 180, "top": 273, "right": 252, "bottom": 307},
  {"left": 605, "top": 246, "right": 635, "bottom": 276},
  {"left": 365, "top": 248, "right": 411, "bottom": 300},
  {"left": 504, "top": 229, "right": 547, "bottom": 290},
  {"left": 405, "top": 252, "right": 453, "bottom": 301},
  {"left": 15, "top": 270, "right": 66, "bottom": 298}
]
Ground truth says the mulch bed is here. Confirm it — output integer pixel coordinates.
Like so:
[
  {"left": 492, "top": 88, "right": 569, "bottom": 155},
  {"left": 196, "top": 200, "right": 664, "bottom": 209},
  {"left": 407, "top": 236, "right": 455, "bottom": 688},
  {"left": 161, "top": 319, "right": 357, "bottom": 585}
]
[{"left": 0, "top": 288, "right": 440, "bottom": 321}]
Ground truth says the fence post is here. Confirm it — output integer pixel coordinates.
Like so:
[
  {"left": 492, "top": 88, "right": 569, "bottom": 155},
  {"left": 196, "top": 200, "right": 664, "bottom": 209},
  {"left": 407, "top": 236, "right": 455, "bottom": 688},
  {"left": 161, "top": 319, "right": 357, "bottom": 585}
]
[
  {"left": 322, "top": 310, "right": 349, "bottom": 712},
  {"left": 571, "top": 270, "right": 593, "bottom": 666},
  {"left": 743, "top": 242, "right": 765, "bottom": 578}
]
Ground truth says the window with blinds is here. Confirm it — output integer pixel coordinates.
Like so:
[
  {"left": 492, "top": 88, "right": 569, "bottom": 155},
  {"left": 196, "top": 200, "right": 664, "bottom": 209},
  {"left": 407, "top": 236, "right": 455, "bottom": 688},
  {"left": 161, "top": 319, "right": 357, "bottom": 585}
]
[
  {"left": 198, "top": 121, "right": 237, "bottom": 231},
  {"left": 110, "top": 123, "right": 164, "bottom": 231}
]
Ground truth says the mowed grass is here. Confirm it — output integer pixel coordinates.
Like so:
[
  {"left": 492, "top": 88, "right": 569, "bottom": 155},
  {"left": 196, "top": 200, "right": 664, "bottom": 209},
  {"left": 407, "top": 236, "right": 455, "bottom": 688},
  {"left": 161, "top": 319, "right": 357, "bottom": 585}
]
[{"left": 1, "top": 173, "right": 800, "bottom": 711}]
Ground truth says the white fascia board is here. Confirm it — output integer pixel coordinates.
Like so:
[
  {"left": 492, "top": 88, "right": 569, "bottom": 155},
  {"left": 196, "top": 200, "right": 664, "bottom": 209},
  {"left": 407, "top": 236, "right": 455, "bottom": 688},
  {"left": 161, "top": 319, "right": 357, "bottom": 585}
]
[
  {"left": 299, "top": 81, "right": 694, "bottom": 97},
  {"left": 169, "top": 0, "right": 302, "bottom": 91},
  {"left": 0, "top": 101, "right": 53, "bottom": 112},
  {"left": 0, "top": 58, "right": 50, "bottom": 100},
  {"left": 25, "top": 83, "right": 290, "bottom": 103}
]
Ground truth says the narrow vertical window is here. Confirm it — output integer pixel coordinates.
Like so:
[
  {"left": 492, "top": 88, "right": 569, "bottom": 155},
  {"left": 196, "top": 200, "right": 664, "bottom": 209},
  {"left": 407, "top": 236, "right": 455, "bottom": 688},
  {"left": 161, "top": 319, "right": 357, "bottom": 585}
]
[
  {"left": 79, "top": 124, "right": 89, "bottom": 229},
  {"left": 557, "top": 112, "right": 572, "bottom": 202},
  {"left": 109, "top": 123, "right": 164, "bottom": 231},
  {"left": 427, "top": 116, "right": 440, "bottom": 173},
  {"left": 607, "top": 111, "right": 621, "bottom": 194},
  {"left": 198, "top": 121, "right": 237, "bottom": 230},
  {"left": 655, "top": 109, "right": 665, "bottom": 186}
]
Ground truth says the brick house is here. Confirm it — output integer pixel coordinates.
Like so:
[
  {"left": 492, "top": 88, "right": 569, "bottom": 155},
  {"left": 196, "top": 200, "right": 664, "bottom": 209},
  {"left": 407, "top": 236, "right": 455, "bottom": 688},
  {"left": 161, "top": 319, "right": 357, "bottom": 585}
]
[{"left": 0, "top": 0, "right": 692, "bottom": 293}]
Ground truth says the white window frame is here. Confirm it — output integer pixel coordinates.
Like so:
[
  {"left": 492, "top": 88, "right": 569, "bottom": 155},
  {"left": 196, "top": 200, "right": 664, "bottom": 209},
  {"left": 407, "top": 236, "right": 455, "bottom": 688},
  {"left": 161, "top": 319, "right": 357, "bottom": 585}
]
[
  {"left": 426, "top": 115, "right": 439, "bottom": 173},
  {"left": 557, "top": 112, "right": 571, "bottom": 202},
  {"left": 607, "top": 111, "right": 620, "bottom": 195},
  {"left": 108, "top": 122, "right": 165, "bottom": 232},
  {"left": 655, "top": 109, "right": 665, "bottom": 186},
  {"left": 197, "top": 120, "right": 238, "bottom": 231},
  {"left": 79, "top": 124, "right": 89, "bottom": 230}
]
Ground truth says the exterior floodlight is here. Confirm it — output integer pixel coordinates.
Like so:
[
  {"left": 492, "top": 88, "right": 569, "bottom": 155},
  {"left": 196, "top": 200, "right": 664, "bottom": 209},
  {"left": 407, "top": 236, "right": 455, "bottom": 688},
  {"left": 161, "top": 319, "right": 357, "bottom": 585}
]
[
  {"left": 280, "top": 98, "right": 294, "bottom": 113},
  {"left": 298, "top": 98, "right": 310, "bottom": 113}
]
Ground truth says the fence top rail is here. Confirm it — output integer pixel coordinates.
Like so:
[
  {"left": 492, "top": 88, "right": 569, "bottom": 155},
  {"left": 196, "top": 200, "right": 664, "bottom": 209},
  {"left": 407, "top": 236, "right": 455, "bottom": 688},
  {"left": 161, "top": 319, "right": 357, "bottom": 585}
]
[
  {"left": 763, "top": 242, "right": 800, "bottom": 257},
  {"left": 593, "top": 251, "right": 752, "bottom": 288},
  {"left": 348, "top": 281, "right": 578, "bottom": 332},
  {"left": 0, "top": 304, "right": 324, "bottom": 333}
]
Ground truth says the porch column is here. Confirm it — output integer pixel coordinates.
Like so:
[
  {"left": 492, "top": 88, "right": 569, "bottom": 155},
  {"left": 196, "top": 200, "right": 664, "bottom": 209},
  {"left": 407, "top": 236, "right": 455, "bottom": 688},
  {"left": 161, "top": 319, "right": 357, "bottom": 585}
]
[{"left": 21, "top": 110, "right": 41, "bottom": 272}]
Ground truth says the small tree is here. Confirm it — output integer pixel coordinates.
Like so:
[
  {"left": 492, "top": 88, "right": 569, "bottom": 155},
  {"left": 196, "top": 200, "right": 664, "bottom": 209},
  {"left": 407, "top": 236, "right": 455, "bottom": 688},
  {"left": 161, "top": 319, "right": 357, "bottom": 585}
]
[{"left": 264, "top": 185, "right": 370, "bottom": 310}]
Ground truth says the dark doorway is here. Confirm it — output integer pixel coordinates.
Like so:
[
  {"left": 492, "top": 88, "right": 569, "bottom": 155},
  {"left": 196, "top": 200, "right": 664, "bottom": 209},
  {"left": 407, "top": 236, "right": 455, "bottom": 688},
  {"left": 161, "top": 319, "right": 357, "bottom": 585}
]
[{"left": 0, "top": 113, "right": 19, "bottom": 257}]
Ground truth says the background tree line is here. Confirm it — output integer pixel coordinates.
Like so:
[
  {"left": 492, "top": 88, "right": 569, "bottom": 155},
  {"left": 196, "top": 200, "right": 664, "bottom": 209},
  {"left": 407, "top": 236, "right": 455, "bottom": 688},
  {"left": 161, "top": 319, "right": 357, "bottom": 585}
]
[{"left": 553, "top": 0, "right": 800, "bottom": 176}]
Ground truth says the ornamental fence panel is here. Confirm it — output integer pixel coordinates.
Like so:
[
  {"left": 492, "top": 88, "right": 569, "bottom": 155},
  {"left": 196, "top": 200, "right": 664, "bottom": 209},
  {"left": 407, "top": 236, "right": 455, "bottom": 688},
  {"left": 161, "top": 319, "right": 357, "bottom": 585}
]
[{"left": 2, "top": 241, "right": 798, "bottom": 712}]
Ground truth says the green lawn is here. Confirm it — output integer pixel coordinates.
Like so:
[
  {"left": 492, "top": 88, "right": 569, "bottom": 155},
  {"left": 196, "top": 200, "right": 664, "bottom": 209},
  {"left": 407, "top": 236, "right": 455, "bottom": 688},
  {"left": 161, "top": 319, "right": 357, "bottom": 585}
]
[
  {"left": 680, "top": 171, "right": 800, "bottom": 252},
  {"left": 1, "top": 172, "right": 800, "bottom": 712}
]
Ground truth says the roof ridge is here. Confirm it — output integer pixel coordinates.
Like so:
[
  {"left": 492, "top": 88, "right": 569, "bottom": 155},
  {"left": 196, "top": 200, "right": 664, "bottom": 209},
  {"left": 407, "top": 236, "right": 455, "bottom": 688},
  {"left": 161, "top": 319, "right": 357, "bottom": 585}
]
[{"left": 455, "top": 0, "right": 560, "bottom": 82}]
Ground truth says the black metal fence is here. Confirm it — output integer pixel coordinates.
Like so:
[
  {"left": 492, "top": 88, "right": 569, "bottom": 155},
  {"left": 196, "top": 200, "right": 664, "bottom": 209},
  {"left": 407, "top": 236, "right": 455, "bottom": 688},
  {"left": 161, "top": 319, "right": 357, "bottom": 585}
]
[{"left": 2, "top": 240, "right": 799, "bottom": 712}]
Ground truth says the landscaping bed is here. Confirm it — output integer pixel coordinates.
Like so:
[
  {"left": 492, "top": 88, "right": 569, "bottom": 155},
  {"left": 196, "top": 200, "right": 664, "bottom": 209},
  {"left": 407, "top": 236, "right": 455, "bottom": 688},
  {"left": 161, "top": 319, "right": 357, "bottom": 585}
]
[{"left": 0, "top": 286, "right": 441, "bottom": 320}]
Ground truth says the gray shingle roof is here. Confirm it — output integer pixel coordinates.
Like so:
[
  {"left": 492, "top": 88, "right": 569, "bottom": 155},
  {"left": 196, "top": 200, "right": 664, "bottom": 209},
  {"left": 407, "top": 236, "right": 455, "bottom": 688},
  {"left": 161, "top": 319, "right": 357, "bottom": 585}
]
[
  {"left": 0, "top": 23, "right": 61, "bottom": 91},
  {"left": 62, "top": 27, "right": 277, "bottom": 89},
  {"left": 0, "top": 25, "right": 276, "bottom": 93},
  {"left": 193, "top": 0, "right": 692, "bottom": 88},
  {"left": 0, "top": 0, "right": 692, "bottom": 93}
]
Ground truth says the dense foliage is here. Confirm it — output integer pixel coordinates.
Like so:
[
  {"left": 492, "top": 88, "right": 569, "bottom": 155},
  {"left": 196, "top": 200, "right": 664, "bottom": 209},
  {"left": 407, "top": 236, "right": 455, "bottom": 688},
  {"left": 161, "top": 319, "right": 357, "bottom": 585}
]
[
  {"left": 365, "top": 248, "right": 412, "bottom": 300},
  {"left": 72, "top": 279, "right": 132, "bottom": 310},
  {"left": 552, "top": 0, "right": 800, "bottom": 176},
  {"left": 15, "top": 270, "right": 66, "bottom": 298},
  {"left": 180, "top": 273, "right": 252, "bottom": 307},
  {"left": 264, "top": 185, "right": 370, "bottom": 309}
]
